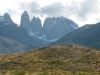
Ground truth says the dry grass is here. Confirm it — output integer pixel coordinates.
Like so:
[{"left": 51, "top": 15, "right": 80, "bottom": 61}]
[{"left": 0, "top": 45, "right": 100, "bottom": 75}]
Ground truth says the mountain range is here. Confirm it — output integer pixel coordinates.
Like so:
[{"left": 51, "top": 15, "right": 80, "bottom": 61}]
[
  {"left": 0, "top": 11, "right": 78, "bottom": 53},
  {"left": 49, "top": 22, "right": 100, "bottom": 48},
  {"left": 0, "top": 13, "right": 44, "bottom": 53},
  {"left": 0, "top": 11, "right": 100, "bottom": 75},
  {"left": 1, "top": 10, "right": 100, "bottom": 54},
  {"left": 20, "top": 11, "right": 78, "bottom": 42}
]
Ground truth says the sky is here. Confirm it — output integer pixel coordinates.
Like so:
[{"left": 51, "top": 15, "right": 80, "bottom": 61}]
[{"left": 0, "top": 0, "right": 100, "bottom": 27}]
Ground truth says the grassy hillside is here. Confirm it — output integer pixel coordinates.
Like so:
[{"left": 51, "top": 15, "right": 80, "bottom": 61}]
[{"left": 0, "top": 45, "right": 100, "bottom": 75}]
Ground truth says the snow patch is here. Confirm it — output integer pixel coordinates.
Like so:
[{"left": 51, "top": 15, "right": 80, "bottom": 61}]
[
  {"left": 82, "top": 25, "right": 90, "bottom": 29},
  {"left": 29, "top": 31, "right": 59, "bottom": 42},
  {"left": 29, "top": 32, "right": 35, "bottom": 36},
  {"left": 46, "top": 38, "right": 59, "bottom": 42},
  {"left": 51, "top": 20, "right": 56, "bottom": 27},
  {"left": 70, "top": 24, "right": 78, "bottom": 29},
  {"left": 38, "top": 35, "right": 46, "bottom": 40},
  {"left": 0, "top": 16, "right": 7, "bottom": 23}
]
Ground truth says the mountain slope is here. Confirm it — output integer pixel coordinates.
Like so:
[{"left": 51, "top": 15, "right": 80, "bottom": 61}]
[
  {"left": 20, "top": 11, "right": 31, "bottom": 32},
  {"left": 30, "top": 16, "right": 43, "bottom": 36},
  {"left": 43, "top": 16, "right": 78, "bottom": 41},
  {"left": 0, "top": 45, "right": 100, "bottom": 75},
  {"left": 3, "top": 13, "right": 14, "bottom": 24},
  {"left": 0, "top": 14, "right": 43, "bottom": 54},
  {"left": 0, "top": 36, "right": 27, "bottom": 54},
  {"left": 20, "top": 11, "right": 78, "bottom": 42},
  {"left": 49, "top": 22, "right": 100, "bottom": 48},
  {"left": 0, "top": 18, "right": 40, "bottom": 49}
]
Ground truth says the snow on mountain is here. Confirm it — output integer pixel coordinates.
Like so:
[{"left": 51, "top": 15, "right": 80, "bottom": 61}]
[
  {"left": 70, "top": 24, "right": 78, "bottom": 29},
  {"left": 38, "top": 35, "right": 46, "bottom": 40},
  {"left": 46, "top": 38, "right": 59, "bottom": 42},
  {"left": 51, "top": 20, "right": 56, "bottom": 28},
  {"left": 20, "top": 11, "right": 79, "bottom": 43},
  {"left": 3, "top": 13, "right": 14, "bottom": 24},
  {"left": 83, "top": 25, "right": 90, "bottom": 29},
  {"left": 0, "top": 16, "right": 7, "bottom": 23},
  {"left": 0, "top": 16, "right": 9, "bottom": 25}
]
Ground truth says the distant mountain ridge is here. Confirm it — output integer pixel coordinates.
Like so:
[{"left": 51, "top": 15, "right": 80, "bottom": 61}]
[
  {"left": 0, "top": 11, "right": 78, "bottom": 54},
  {"left": 20, "top": 11, "right": 78, "bottom": 42},
  {"left": 0, "top": 36, "right": 27, "bottom": 54},
  {"left": 0, "top": 13, "right": 45, "bottom": 54},
  {"left": 49, "top": 22, "right": 100, "bottom": 48}
]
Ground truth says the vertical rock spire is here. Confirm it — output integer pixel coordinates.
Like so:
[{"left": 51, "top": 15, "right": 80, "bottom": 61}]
[
  {"left": 30, "top": 16, "right": 43, "bottom": 36},
  {"left": 3, "top": 13, "right": 14, "bottom": 24},
  {"left": 20, "top": 11, "right": 31, "bottom": 32}
]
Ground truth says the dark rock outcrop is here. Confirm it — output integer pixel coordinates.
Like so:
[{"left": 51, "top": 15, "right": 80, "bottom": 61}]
[
  {"left": 49, "top": 22, "right": 100, "bottom": 48},
  {"left": 20, "top": 11, "right": 31, "bottom": 32},
  {"left": 20, "top": 11, "right": 78, "bottom": 42},
  {"left": 30, "top": 16, "right": 43, "bottom": 36},
  {"left": 0, "top": 15, "right": 42, "bottom": 54},
  {"left": 3, "top": 13, "right": 14, "bottom": 24},
  {"left": 43, "top": 16, "right": 78, "bottom": 41}
]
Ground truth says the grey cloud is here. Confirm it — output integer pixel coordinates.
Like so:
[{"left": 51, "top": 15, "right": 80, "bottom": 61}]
[
  {"left": 41, "top": 2, "right": 65, "bottom": 17},
  {"left": 78, "top": 0, "right": 98, "bottom": 19},
  {"left": 19, "top": 0, "right": 100, "bottom": 22},
  {"left": 65, "top": 0, "right": 99, "bottom": 21},
  {"left": 20, "top": 1, "right": 66, "bottom": 18},
  {"left": 20, "top": 1, "right": 40, "bottom": 14}
]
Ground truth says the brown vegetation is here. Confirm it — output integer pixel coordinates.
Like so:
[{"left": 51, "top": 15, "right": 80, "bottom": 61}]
[{"left": 0, "top": 45, "right": 100, "bottom": 75}]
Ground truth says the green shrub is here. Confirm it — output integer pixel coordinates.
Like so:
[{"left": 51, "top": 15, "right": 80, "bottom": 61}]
[
  {"left": 13, "top": 71, "right": 25, "bottom": 75},
  {"left": 39, "top": 71, "right": 48, "bottom": 75}
]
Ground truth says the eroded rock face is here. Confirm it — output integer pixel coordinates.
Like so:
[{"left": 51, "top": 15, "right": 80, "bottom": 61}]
[
  {"left": 20, "top": 11, "right": 31, "bottom": 32},
  {"left": 0, "top": 14, "right": 43, "bottom": 54},
  {"left": 30, "top": 17, "right": 43, "bottom": 37},
  {"left": 43, "top": 16, "right": 78, "bottom": 41},
  {"left": 3, "top": 13, "right": 14, "bottom": 24},
  {"left": 20, "top": 11, "right": 78, "bottom": 42}
]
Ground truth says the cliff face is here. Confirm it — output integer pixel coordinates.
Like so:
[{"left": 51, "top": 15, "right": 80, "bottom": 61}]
[
  {"left": 30, "top": 17, "right": 43, "bottom": 37},
  {"left": 20, "top": 11, "right": 31, "bottom": 32},
  {"left": 3, "top": 13, "right": 14, "bottom": 25},
  {"left": 0, "top": 14, "right": 43, "bottom": 54},
  {"left": 20, "top": 11, "right": 78, "bottom": 42},
  {"left": 43, "top": 17, "right": 78, "bottom": 41}
]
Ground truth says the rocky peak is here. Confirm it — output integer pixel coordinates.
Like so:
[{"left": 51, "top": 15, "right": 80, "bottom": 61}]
[
  {"left": 43, "top": 17, "right": 56, "bottom": 35},
  {"left": 20, "top": 11, "right": 31, "bottom": 32},
  {"left": 3, "top": 13, "right": 14, "bottom": 24},
  {"left": 30, "top": 16, "right": 43, "bottom": 36},
  {"left": 0, "top": 16, "right": 7, "bottom": 23},
  {"left": 22, "top": 11, "right": 28, "bottom": 16},
  {"left": 43, "top": 16, "right": 78, "bottom": 40}
]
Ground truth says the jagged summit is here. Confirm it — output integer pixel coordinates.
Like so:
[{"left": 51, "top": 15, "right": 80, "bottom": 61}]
[
  {"left": 0, "top": 16, "right": 7, "bottom": 23},
  {"left": 20, "top": 11, "right": 78, "bottom": 42},
  {"left": 3, "top": 13, "right": 14, "bottom": 24},
  {"left": 20, "top": 11, "right": 31, "bottom": 32},
  {"left": 43, "top": 16, "right": 78, "bottom": 41},
  {"left": 30, "top": 16, "right": 43, "bottom": 36},
  {"left": 22, "top": 11, "right": 28, "bottom": 15}
]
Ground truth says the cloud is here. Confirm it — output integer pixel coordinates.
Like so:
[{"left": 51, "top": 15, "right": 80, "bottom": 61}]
[
  {"left": 0, "top": 0, "right": 100, "bottom": 26},
  {"left": 20, "top": 1, "right": 40, "bottom": 14},
  {"left": 41, "top": 2, "right": 65, "bottom": 17},
  {"left": 77, "top": 0, "right": 99, "bottom": 20},
  {"left": 19, "top": 1, "right": 69, "bottom": 18}
]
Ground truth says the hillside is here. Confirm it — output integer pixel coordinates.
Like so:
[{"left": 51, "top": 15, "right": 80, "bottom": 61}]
[
  {"left": 0, "top": 36, "right": 27, "bottom": 54},
  {"left": 0, "top": 45, "right": 100, "bottom": 75},
  {"left": 49, "top": 22, "right": 100, "bottom": 48},
  {"left": 0, "top": 14, "right": 45, "bottom": 54}
]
